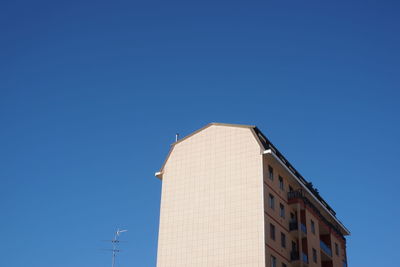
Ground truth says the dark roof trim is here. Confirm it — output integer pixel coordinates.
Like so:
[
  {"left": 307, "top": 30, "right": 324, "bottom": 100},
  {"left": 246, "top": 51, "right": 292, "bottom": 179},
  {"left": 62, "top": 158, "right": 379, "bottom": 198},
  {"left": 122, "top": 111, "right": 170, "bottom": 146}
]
[{"left": 253, "top": 127, "right": 337, "bottom": 216}]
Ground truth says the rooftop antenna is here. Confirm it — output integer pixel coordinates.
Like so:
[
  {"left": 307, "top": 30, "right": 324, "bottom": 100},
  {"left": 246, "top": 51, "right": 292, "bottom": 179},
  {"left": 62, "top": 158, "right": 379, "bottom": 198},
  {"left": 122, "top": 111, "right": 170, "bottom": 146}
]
[
  {"left": 175, "top": 133, "right": 179, "bottom": 142},
  {"left": 109, "top": 228, "right": 127, "bottom": 267}
]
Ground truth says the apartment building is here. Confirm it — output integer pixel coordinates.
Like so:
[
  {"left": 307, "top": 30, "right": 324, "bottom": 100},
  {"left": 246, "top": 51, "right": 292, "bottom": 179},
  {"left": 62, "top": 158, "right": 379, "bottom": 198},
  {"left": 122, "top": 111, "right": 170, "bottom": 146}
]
[{"left": 155, "top": 123, "right": 349, "bottom": 267}]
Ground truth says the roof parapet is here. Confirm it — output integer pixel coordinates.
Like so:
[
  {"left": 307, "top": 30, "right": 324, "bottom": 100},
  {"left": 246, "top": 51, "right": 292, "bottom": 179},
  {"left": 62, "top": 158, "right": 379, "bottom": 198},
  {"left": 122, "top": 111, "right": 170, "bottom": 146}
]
[{"left": 264, "top": 149, "right": 350, "bottom": 236}]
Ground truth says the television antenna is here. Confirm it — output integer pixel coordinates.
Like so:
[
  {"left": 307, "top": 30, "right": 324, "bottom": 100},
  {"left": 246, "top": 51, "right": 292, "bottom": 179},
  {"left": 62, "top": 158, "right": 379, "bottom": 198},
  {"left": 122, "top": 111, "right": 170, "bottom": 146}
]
[{"left": 105, "top": 228, "right": 127, "bottom": 267}]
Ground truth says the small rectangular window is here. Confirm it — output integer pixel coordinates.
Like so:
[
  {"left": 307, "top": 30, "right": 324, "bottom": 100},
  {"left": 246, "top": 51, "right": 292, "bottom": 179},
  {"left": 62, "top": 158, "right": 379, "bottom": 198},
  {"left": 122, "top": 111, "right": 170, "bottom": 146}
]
[
  {"left": 268, "top": 165, "right": 274, "bottom": 180},
  {"left": 271, "top": 255, "right": 276, "bottom": 267},
  {"left": 269, "top": 194, "right": 275, "bottom": 209},
  {"left": 279, "top": 203, "right": 285, "bottom": 218},
  {"left": 335, "top": 242, "right": 339, "bottom": 256},
  {"left": 311, "top": 220, "right": 315, "bottom": 234},
  {"left": 312, "top": 248, "right": 317, "bottom": 263},
  {"left": 280, "top": 232, "right": 286, "bottom": 248},
  {"left": 279, "top": 176, "right": 284, "bottom": 190},
  {"left": 282, "top": 264, "right": 287, "bottom": 267},
  {"left": 289, "top": 185, "right": 293, "bottom": 192},
  {"left": 270, "top": 223, "right": 275, "bottom": 240}
]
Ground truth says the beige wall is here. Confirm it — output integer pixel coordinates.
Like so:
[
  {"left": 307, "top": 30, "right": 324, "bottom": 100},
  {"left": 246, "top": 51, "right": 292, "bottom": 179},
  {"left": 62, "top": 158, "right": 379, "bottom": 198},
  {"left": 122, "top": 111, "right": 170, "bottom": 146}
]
[{"left": 157, "top": 125, "right": 265, "bottom": 267}]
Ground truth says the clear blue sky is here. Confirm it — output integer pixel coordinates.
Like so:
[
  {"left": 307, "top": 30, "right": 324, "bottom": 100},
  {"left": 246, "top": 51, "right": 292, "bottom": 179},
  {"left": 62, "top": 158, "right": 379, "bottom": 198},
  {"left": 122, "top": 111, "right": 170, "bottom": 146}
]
[{"left": 1, "top": 0, "right": 399, "bottom": 266}]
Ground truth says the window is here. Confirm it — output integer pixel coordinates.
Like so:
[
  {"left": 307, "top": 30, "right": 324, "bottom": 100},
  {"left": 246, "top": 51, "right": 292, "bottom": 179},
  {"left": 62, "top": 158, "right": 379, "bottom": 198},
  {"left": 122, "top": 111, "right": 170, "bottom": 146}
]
[
  {"left": 271, "top": 255, "right": 276, "bottom": 267},
  {"left": 279, "top": 176, "right": 284, "bottom": 190},
  {"left": 311, "top": 220, "right": 315, "bottom": 234},
  {"left": 289, "top": 185, "right": 293, "bottom": 192},
  {"left": 282, "top": 264, "right": 287, "bottom": 267},
  {"left": 279, "top": 203, "right": 285, "bottom": 218},
  {"left": 335, "top": 242, "right": 339, "bottom": 256},
  {"left": 269, "top": 194, "right": 275, "bottom": 209},
  {"left": 280, "top": 232, "right": 286, "bottom": 248},
  {"left": 312, "top": 248, "right": 317, "bottom": 263},
  {"left": 270, "top": 223, "right": 275, "bottom": 240},
  {"left": 268, "top": 165, "right": 274, "bottom": 180}
]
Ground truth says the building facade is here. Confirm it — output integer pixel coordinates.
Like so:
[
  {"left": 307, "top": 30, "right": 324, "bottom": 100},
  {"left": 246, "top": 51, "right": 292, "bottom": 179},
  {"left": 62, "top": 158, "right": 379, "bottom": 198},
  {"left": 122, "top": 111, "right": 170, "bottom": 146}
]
[{"left": 155, "top": 123, "right": 349, "bottom": 267}]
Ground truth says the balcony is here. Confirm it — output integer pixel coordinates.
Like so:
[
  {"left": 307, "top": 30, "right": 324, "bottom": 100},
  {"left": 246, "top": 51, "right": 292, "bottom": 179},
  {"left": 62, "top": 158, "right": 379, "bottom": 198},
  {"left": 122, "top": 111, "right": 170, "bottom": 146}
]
[
  {"left": 290, "top": 251, "right": 299, "bottom": 261},
  {"left": 288, "top": 190, "right": 303, "bottom": 200},
  {"left": 320, "top": 240, "right": 332, "bottom": 257},
  {"left": 287, "top": 189, "right": 345, "bottom": 240},
  {"left": 289, "top": 221, "right": 298, "bottom": 231},
  {"left": 290, "top": 251, "right": 308, "bottom": 266},
  {"left": 289, "top": 221, "right": 307, "bottom": 237}
]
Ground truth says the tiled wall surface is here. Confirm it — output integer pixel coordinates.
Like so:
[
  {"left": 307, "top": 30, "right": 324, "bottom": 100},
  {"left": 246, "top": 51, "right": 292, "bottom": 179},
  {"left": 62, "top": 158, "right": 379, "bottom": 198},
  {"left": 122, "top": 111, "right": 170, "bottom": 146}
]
[{"left": 157, "top": 125, "right": 265, "bottom": 267}]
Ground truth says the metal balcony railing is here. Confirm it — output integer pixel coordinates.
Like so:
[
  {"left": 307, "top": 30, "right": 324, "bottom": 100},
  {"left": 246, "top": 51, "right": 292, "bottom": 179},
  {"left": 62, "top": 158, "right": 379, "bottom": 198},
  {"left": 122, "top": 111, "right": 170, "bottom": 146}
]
[
  {"left": 288, "top": 190, "right": 303, "bottom": 200},
  {"left": 290, "top": 251, "right": 308, "bottom": 264},
  {"left": 289, "top": 221, "right": 307, "bottom": 234},
  {"left": 289, "top": 221, "right": 298, "bottom": 231},
  {"left": 290, "top": 251, "right": 299, "bottom": 261}
]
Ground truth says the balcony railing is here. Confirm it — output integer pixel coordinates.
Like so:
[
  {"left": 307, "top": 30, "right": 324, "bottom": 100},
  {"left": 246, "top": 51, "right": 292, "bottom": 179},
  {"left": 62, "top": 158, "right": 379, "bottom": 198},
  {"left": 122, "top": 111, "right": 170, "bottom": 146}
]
[
  {"left": 289, "top": 221, "right": 298, "bottom": 231},
  {"left": 320, "top": 240, "right": 332, "bottom": 257},
  {"left": 288, "top": 190, "right": 303, "bottom": 200},
  {"left": 290, "top": 251, "right": 308, "bottom": 264},
  {"left": 289, "top": 221, "right": 307, "bottom": 234},
  {"left": 290, "top": 251, "right": 299, "bottom": 261}
]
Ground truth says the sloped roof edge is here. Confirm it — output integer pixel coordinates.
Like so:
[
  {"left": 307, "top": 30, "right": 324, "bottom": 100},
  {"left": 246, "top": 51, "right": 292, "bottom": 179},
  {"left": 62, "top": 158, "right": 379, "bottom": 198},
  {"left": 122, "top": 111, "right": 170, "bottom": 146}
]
[{"left": 156, "top": 123, "right": 258, "bottom": 176}]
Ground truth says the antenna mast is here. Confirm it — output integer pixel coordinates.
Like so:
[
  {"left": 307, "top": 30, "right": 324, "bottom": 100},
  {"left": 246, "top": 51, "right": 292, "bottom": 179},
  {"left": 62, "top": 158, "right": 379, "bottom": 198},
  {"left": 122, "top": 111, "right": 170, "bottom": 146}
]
[{"left": 110, "top": 228, "right": 127, "bottom": 267}]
